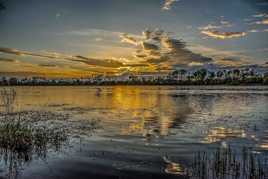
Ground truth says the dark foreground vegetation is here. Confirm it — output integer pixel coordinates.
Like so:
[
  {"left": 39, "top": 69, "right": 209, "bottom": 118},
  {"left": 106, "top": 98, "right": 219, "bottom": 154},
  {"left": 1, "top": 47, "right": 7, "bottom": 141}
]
[
  {"left": 164, "top": 146, "right": 268, "bottom": 179},
  {"left": 0, "top": 119, "right": 68, "bottom": 179},
  {"left": 190, "top": 146, "right": 268, "bottom": 179}
]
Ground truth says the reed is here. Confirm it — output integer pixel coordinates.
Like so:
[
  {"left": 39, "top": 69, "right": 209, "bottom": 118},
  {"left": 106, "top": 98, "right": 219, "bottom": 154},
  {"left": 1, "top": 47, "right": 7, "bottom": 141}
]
[
  {"left": 191, "top": 146, "right": 268, "bottom": 179},
  {"left": 0, "top": 119, "right": 67, "bottom": 179}
]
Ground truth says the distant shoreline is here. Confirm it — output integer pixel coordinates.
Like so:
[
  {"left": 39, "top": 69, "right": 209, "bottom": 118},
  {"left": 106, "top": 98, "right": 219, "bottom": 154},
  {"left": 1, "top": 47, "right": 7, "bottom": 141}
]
[{"left": 0, "top": 83, "right": 267, "bottom": 87}]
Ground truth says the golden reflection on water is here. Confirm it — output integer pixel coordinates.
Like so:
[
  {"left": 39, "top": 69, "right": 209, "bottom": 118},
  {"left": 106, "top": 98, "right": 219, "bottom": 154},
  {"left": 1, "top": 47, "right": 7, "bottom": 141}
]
[
  {"left": 0, "top": 86, "right": 267, "bottom": 147},
  {"left": 203, "top": 127, "right": 247, "bottom": 143}
]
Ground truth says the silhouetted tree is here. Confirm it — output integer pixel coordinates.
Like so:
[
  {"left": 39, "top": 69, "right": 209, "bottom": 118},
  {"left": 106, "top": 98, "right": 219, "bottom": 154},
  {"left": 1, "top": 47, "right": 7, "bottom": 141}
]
[
  {"left": 178, "top": 69, "right": 187, "bottom": 80},
  {"left": 208, "top": 71, "right": 215, "bottom": 79},
  {"left": 216, "top": 71, "right": 224, "bottom": 78},
  {"left": 171, "top": 70, "right": 179, "bottom": 79},
  {"left": 194, "top": 69, "right": 207, "bottom": 81},
  {"left": 233, "top": 69, "right": 240, "bottom": 78}
]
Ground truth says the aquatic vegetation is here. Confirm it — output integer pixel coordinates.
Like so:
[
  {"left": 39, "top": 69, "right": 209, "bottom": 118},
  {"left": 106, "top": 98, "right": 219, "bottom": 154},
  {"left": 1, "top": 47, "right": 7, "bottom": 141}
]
[
  {"left": 191, "top": 146, "right": 268, "bottom": 179},
  {"left": 0, "top": 107, "right": 101, "bottom": 178},
  {"left": 0, "top": 119, "right": 68, "bottom": 179},
  {"left": 163, "top": 146, "right": 268, "bottom": 179}
]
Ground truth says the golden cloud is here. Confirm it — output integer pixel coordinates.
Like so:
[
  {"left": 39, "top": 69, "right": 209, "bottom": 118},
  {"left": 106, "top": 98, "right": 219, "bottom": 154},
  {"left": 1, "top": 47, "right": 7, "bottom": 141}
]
[{"left": 201, "top": 30, "right": 247, "bottom": 39}]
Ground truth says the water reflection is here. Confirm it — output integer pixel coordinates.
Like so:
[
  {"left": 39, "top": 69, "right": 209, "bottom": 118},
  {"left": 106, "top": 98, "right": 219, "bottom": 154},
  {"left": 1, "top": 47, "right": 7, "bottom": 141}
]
[
  {"left": 0, "top": 86, "right": 267, "bottom": 178},
  {"left": 203, "top": 127, "right": 246, "bottom": 143},
  {"left": 0, "top": 86, "right": 267, "bottom": 143}
]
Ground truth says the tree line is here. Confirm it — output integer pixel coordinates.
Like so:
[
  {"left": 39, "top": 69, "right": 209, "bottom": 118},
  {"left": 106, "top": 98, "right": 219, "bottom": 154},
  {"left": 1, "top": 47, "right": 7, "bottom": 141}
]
[{"left": 0, "top": 68, "right": 268, "bottom": 86}]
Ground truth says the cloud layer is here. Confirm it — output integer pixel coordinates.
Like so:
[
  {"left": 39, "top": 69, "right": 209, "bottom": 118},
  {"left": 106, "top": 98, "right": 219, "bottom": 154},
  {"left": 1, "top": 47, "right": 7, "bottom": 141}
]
[{"left": 0, "top": 25, "right": 259, "bottom": 77}]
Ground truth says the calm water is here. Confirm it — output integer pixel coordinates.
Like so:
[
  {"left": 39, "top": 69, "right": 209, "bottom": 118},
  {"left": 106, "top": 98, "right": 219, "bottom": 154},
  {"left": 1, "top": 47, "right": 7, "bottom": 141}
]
[{"left": 0, "top": 86, "right": 268, "bottom": 179}]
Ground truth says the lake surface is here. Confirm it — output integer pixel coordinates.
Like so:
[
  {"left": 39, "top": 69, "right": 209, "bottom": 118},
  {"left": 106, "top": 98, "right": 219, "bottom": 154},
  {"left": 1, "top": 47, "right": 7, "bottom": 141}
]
[{"left": 0, "top": 86, "right": 268, "bottom": 179}]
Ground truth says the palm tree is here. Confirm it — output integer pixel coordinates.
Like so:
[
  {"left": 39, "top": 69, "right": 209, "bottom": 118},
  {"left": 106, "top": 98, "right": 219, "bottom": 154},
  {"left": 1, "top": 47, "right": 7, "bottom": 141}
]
[
  {"left": 194, "top": 69, "right": 207, "bottom": 81},
  {"left": 178, "top": 69, "right": 187, "bottom": 80},
  {"left": 171, "top": 70, "right": 179, "bottom": 80},
  {"left": 216, "top": 71, "right": 224, "bottom": 79},
  {"left": 208, "top": 71, "right": 215, "bottom": 79},
  {"left": 233, "top": 69, "right": 240, "bottom": 79}
]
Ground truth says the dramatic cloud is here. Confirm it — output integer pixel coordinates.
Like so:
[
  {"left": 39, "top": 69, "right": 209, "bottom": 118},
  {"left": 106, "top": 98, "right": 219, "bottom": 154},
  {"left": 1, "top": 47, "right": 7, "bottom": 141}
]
[
  {"left": 201, "top": 30, "right": 247, "bottom": 39},
  {"left": 119, "top": 29, "right": 213, "bottom": 70},
  {"left": 161, "top": 38, "right": 213, "bottom": 65},
  {"left": 0, "top": 24, "right": 254, "bottom": 76},
  {"left": 162, "top": 0, "right": 179, "bottom": 11}
]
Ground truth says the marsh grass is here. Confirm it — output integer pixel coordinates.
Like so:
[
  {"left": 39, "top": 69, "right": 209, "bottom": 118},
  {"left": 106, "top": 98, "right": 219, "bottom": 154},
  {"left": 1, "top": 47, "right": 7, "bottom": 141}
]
[
  {"left": 191, "top": 146, "right": 268, "bottom": 179},
  {"left": 0, "top": 119, "right": 67, "bottom": 179}
]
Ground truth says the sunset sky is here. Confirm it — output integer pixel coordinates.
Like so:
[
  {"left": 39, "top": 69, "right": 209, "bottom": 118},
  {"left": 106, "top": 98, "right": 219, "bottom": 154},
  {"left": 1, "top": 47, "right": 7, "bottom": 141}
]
[{"left": 0, "top": 0, "right": 268, "bottom": 77}]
